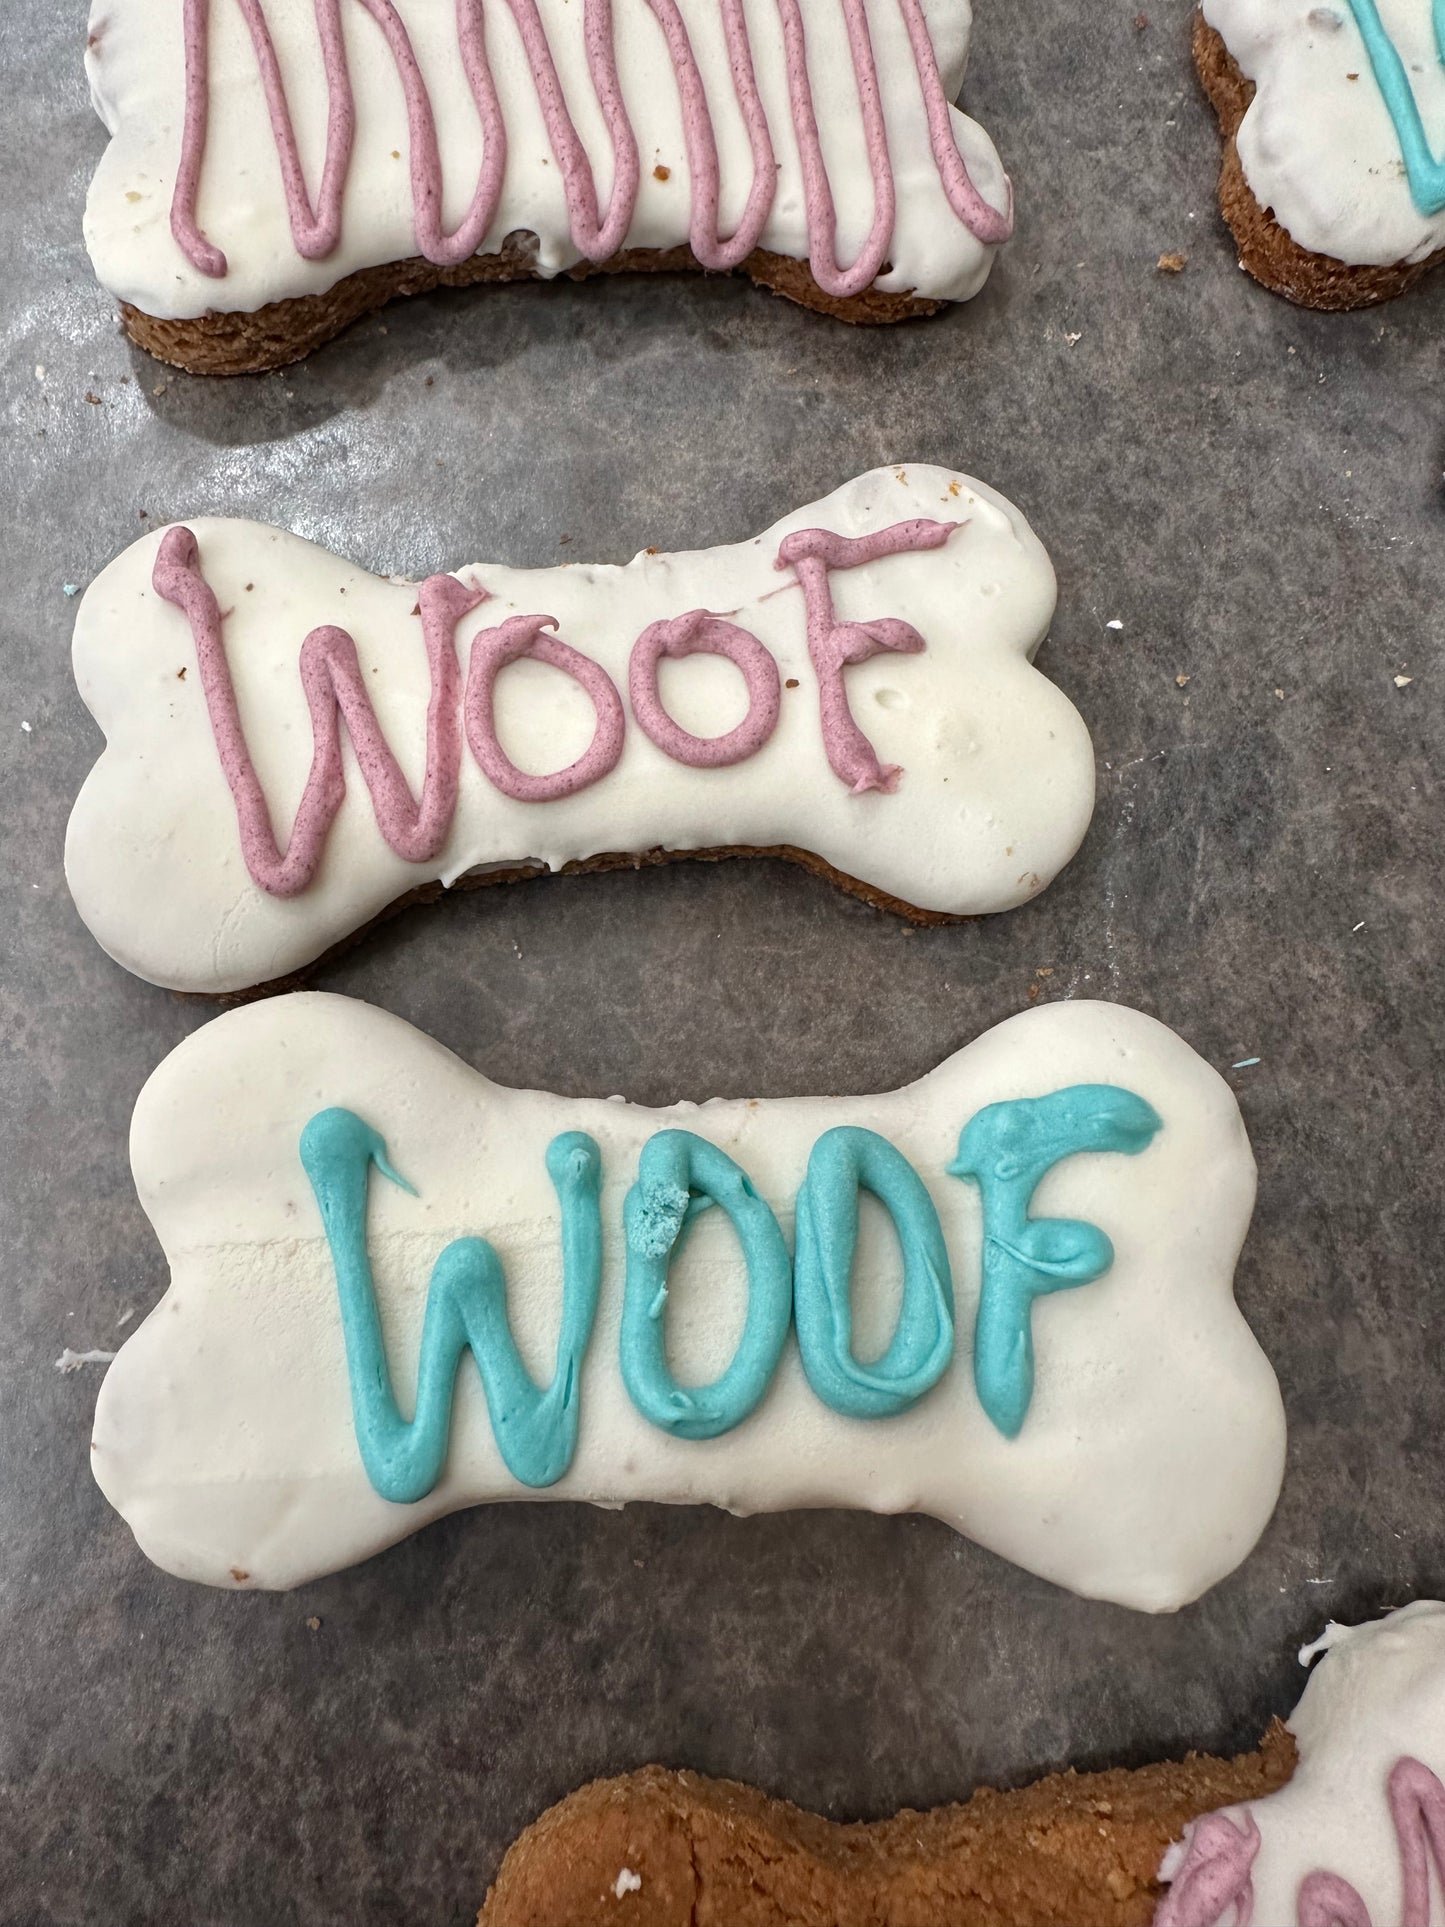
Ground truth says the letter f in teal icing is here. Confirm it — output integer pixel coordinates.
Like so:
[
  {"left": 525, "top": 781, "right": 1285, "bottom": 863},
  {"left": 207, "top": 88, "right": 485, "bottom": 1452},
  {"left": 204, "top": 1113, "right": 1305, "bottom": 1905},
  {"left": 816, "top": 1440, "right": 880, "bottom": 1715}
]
[
  {"left": 1345, "top": 0, "right": 1445, "bottom": 215},
  {"left": 948, "top": 1086, "right": 1162, "bottom": 1440},
  {"left": 300, "top": 1108, "right": 603, "bottom": 1503}
]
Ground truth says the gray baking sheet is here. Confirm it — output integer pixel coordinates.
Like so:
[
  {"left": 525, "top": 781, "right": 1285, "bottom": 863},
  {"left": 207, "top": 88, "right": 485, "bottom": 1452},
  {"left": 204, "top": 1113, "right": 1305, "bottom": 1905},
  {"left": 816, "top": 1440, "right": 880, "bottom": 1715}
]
[{"left": 2, "top": 2, "right": 1443, "bottom": 1921}]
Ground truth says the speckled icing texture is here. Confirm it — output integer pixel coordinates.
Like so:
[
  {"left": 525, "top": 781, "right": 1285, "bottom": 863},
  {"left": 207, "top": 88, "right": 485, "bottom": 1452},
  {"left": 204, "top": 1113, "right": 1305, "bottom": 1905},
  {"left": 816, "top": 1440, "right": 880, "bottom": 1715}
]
[
  {"left": 65, "top": 467, "right": 1094, "bottom": 995},
  {"left": 1155, "top": 1602, "right": 1445, "bottom": 1926},
  {"left": 83, "top": 0, "right": 1012, "bottom": 318},
  {"left": 90, "top": 993, "right": 1285, "bottom": 1605},
  {"left": 1202, "top": 0, "right": 1445, "bottom": 265}
]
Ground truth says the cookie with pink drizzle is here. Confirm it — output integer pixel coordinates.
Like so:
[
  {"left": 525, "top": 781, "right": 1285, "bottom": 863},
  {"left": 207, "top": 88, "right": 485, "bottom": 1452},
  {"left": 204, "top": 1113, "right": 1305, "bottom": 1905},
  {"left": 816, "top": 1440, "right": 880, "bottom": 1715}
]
[
  {"left": 1157, "top": 1601, "right": 1445, "bottom": 1927},
  {"left": 83, "top": 0, "right": 1014, "bottom": 371}
]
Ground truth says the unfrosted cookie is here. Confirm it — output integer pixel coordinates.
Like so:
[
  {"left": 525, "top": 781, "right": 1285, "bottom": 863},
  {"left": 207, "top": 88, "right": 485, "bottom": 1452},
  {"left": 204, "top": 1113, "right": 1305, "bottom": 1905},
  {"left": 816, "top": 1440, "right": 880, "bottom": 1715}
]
[
  {"left": 479, "top": 1736, "right": 1298, "bottom": 1927},
  {"left": 83, "top": 0, "right": 1014, "bottom": 371},
  {"left": 1194, "top": 2, "right": 1445, "bottom": 308},
  {"left": 65, "top": 466, "right": 1096, "bottom": 997},
  {"left": 91, "top": 991, "right": 1284, "bottom": 1606}
]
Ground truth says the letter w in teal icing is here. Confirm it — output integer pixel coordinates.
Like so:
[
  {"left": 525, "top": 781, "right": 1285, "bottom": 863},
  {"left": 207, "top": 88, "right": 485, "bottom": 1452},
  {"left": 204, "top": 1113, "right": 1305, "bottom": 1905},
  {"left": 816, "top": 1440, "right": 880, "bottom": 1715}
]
[
  {"left": 299, "top": 1108, "right": 603, "bottom": 1503},
  {"left": 1346, "top": 0, "right": 1445, "bottom": 215},
  {"left": 949, "top": 1087, "right": 1162, "bottom": 1440}
]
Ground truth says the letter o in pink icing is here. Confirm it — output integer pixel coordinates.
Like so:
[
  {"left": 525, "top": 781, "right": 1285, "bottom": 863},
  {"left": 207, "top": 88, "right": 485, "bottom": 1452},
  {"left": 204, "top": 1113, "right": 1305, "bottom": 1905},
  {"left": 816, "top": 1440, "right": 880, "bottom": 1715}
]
[
  {"left": 465, "top": 614, "right": 625, "bottom": 801},
  {"left": 629, "top": 610, "right": 781, "bottom": 769}
]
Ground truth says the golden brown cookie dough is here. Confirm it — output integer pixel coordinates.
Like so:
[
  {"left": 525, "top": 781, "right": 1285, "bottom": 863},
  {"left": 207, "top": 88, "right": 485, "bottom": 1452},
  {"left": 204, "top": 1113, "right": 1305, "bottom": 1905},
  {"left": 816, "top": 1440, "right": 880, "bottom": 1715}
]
[
  {"left": 479, "top": 1726, "right": 1296, "bottom": 1927},
  {"left": 1191, "top": 9, "right": 1445, "bottom": 310},
  {"left": 120, "top": 242, "right": 941, "bottom": 378}
]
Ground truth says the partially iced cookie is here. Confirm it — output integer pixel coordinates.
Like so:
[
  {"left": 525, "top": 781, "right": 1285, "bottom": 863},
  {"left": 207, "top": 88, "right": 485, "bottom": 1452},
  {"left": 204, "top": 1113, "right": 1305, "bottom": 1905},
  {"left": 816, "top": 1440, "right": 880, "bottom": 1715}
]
[
  {"left": 1156, "top": 1601, "right": 1445, "bottom": 1925},
  {"left": 478, "top": 1603, "right": 1445, "bottom": 1927},
  {"left": 65, "top": 467, "right": 1095, "bottom": 996},
  {"left": 83, "top": 0, "right": 1014, "bottom": 371},
  {"left": 91, "top": 992, "right": 1284, "bottom": 1606},
  {"left": 1195, "top": 1, "right": 1445, "bottom": 308}
]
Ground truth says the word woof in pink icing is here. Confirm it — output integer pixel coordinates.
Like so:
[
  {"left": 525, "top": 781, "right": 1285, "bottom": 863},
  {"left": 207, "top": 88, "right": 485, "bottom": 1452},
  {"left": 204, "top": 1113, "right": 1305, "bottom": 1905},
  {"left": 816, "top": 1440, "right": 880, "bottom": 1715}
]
[
  {"left": 171, "top": 0, "right": 1012, "bottom": 293},
  {"left": 153, "top": 517, "right": 955, "bottom": 899},
  {"left": 1155, "top": 1756, "right": 1445, "bottom": 1927}
]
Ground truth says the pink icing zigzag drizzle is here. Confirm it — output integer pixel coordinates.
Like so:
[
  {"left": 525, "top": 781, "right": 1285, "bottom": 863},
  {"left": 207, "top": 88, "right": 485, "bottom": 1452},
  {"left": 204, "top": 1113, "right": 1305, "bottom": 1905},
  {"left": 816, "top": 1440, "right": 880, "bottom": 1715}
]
[
  {"left": 170, "top": 0, "right": 1012, "bottom": 288},
  {"left": 1155, "top": 1757, "right": 1445, "bottom": 1927}
]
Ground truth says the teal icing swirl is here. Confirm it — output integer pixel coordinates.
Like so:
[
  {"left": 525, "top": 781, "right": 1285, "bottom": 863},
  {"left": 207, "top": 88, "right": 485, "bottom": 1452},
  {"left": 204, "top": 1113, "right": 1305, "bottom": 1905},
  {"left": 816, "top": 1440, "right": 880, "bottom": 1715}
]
[
  {"left": 1343, "top": 0, "right": 1445, "bottom": 215},
  {"left": 793, "top": 1125, "right": 954, "bottom": 1418},
  {"left": 300, "top": 1107, "right": 603, "bottom": 1502},
  {"left": 620, "top": 1129, "right": 792, "bottom": 1440},
  {"left": 948, "top": 1086, "right": 1162, "bottom": 1440}
]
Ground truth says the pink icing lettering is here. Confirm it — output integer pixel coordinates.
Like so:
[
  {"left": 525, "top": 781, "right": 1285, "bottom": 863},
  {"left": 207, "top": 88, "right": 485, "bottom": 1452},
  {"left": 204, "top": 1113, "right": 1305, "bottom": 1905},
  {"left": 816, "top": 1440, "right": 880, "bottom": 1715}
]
[
  {"left": 171, "top": 0, "right": 1013, "bottom": 284},
  {"left": 1154, "top": 1811, "right": 1260, "bottom": 1927},
  {"left": 776, "top": 516, "right": 956, "bottom": 795},
  {"left": 464, "top": 614, "right": 626, "bottom": 802},
  {"left": 153, "top": 527, "right": 482, "bottom": 897},
  {"left": 629, "top": 611, "right": 781, "bottom": 768},
  {"left": 1157, "top": 1757, "right": 1445, "bottom": 1927}
]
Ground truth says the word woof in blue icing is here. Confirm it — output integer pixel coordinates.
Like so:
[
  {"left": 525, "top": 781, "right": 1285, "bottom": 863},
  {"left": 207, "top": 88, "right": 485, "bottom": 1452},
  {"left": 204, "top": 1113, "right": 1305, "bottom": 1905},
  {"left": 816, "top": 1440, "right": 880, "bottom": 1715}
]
[
  {"left": 299, "top": 1086, "right": 1162, "bottom": 1507},
  {"left": 1344, "top": 0, "right": 1445, "bottom": 215}
]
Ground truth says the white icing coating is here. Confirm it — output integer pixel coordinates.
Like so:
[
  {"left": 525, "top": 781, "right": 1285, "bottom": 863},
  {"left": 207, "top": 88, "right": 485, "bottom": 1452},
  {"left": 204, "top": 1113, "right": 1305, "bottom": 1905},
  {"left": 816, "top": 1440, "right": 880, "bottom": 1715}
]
[
  {"left": 1203, "top": 0, "right": 1445, "bottom": 265},
  {"left": 65, "top": 466, "right": 1095, "bottom": 995},
  {"left": 83, "top": 0, "right": 1010, "bottom": 317},
  {"left": 1157, "top": 1601, "right": 1445, "bottom": 1925},
  {"left": 91, "top": 992, "right": 1285, "bottom": 1605}
]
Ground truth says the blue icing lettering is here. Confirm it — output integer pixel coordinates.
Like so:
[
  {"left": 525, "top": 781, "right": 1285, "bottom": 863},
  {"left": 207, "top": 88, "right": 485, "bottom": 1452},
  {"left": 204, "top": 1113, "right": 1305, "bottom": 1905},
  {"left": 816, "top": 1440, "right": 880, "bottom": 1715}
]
[
  {"left": 948, "top": 1086, "right": 1162, "bottom": 1440},
  {"left": 620, "top": 1129, "right": 792, "bottom": 1440},
  {"left": 793, "top": 1125, "right": 954, "bottom": 1418},
  {"left": 300, "top": 1108, "right": 603, "bottom": 1502}
]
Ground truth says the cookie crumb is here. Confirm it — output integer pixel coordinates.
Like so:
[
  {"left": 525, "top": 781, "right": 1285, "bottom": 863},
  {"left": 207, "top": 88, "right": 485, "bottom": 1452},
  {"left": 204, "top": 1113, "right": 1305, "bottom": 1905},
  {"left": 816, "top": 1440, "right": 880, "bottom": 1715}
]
[
  {"left": 306, "top": 1616, "right": 322, "bottom": 1632},
  {"left": 229, "top": 1568, "right": 249, "bottom": 1583},
  {"left": 85, "top": 391, "right": 102, "bottom": 405},
  {"left": 613, "top": 1868, "right": 642, "bottom": 1900},
  {"left": 1175, "top": 673, "right": 1191, "bottom": 687},
  {"left": 785, "top": 678, "right": 800, "bottom": 690},
  {"left": 653, "top": 164, "right": 671, "bottom": 182},
  {"left": 1134, "top": 10, "right": 1150, "bottom": 26},
  {"left": 1393, "top": 674, "right": 1413, "bottom": 688},
  {"left": 1157, "top": 251, "right": 1187, "bottom": 273}
]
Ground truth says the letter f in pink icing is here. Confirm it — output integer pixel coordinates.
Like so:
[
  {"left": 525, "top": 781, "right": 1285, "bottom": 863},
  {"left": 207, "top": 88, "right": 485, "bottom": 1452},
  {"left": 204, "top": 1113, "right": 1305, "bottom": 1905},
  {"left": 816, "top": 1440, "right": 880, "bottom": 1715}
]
[{"left": 777, "top": 517, "right": 956, "bottom": 795}]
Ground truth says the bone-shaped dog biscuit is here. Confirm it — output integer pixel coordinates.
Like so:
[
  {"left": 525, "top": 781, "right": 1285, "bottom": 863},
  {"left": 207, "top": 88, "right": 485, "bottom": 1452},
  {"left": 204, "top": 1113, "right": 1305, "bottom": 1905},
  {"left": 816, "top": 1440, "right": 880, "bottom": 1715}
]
[
  {"left": 65, "top": 467, "right": 1094, "bottom": 995},
  {"left": 478, "top": 1603, "right": 1445, "bottom": 1927},
  {"left": 83, "top": 0, "right": 1014, "bottom": 368},
  {"left": 91, "top": 993, "right": 1284, "bottom": 1607}
]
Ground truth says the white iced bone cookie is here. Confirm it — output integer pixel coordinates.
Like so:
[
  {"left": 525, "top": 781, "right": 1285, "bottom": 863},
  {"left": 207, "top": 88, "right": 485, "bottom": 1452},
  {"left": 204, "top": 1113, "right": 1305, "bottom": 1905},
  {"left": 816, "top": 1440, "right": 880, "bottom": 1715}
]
[
  {"left": 65, "top": 466, "right": 1093, "bottom": 995},
  {"left": 83, "top": 0, "right": 1012, "bottom": 331},
  {"left": 91, "top": 992, "right": 1285, "bottom": 1605},
  {"left": 1201, "top": 0, "right": 1445, "bottom": 267},
  {"left": 1156, "top": 1601, "right": 1445, "bottom": 1926}
]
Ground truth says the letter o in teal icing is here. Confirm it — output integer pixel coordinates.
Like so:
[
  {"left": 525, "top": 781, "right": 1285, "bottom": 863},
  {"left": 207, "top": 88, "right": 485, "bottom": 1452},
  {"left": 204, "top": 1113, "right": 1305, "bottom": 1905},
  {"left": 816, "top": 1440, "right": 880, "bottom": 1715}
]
[
  {"left": 621, "top": 1130, "right": 792, "bottom": 1440},
  {"left": 793, "top": 1126, "right": 955, "bottom": 1418}
]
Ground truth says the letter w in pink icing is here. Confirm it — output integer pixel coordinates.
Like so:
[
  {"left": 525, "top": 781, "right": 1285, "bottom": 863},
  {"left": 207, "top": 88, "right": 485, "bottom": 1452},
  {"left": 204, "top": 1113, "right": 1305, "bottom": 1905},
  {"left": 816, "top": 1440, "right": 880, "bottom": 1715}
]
[
  {"left": 153, "top": 526, "right": 483, "bottom": 898},
  {"left": 776, "top": 517, "right": 956, "bottom": 795}
]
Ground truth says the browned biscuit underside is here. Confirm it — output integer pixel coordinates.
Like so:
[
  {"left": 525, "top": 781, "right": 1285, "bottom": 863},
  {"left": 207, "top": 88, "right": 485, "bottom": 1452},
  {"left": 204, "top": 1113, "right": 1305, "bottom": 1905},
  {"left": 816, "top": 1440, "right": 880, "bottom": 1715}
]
[
  {"left": 1191, "top": 10, "right": 1445, "bottom": 310},
  {"left": 479, "top": 1725, "right": 1297, "bottom": 1927},
  {"left": 204, "top": 842, "right": 975, "bottom": 1005},
  {"left": 120, "top": 238, "right": 943, "bottom": 375}
]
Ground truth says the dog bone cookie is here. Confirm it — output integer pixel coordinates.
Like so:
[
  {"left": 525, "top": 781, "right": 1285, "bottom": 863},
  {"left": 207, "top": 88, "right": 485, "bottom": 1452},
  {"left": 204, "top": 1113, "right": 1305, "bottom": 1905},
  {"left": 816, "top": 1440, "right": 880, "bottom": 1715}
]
[
  {"left": 1195, "top": 1, "right": 1445, "bottom": 308},
  {"left": 480, "top": 1739, "right": 1298, "bottom": 1927},
  {"left": 83, "top": 0, "right": 1014, "bottom": 371},
  {"left": 91, "top": 992, "right": 1284, "bottom": 1606},
  {"left": 65, "top": 466, "right": 1094, "bottom": 996},
  {"left": 1156, "top": 1601, "right": 1445, "bottom": 1927},
  {"left": 478, "top": 1602, "right": 1444, "bottom": 1927}
]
